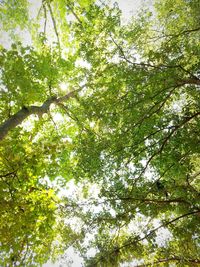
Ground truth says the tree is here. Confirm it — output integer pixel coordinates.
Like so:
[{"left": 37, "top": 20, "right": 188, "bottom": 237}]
[{"left": 0, "top": 0, "right": 199, "bottom": 266}]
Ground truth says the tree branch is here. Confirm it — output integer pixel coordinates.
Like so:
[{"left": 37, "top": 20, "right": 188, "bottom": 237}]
[
  {"left": 46, "top": 1, "right": 61, "bottom": 53},
  {"left": 0, "top": 89, "right": 80, "bottom": 141},
  {"left": 135, "top": 257, "right": 200, "bottom": 267},
  {"left": 93, "top": 209, "right": 200, "bottom": 266},
  {"left": 66, "top": 1, "right": 83, "bottom": 25},
  {"left": 135, "top": 110, "right": 200, "bottom": 182}
]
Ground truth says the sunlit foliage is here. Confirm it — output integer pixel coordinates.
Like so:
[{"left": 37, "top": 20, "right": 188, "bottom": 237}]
[{"left": 0, "top": 0, "right": 199, "bottom": 266}]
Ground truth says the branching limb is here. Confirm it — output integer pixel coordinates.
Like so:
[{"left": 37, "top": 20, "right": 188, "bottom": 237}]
[
  {"left": 0, "top": 89, "right": 80, "bottom": 141},
  {"left": 135, "top": 257, "right": 200, "bottom": 267},
  {"left": 93, "top": 209, "right": 200, "bottom": 266}
]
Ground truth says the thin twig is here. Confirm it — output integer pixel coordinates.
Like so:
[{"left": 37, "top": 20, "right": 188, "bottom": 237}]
[{"left": 46, "top": 1, "right": 61, "bottom": 54}]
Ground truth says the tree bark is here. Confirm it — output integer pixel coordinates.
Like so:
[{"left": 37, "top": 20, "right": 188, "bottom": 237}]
[
  {"left": 0, "top": 90, "right": 79, "bottom": 141},
  {"left": 178, "top": 77, "right": 200, "bottom": 86},
  {"left": 135, "top": 257, "right": 200, "bottom": 267}
]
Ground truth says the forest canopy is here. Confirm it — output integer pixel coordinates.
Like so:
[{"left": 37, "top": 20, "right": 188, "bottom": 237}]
[{"left": 0, "top": 0, "right": 200, "bottom": 266}]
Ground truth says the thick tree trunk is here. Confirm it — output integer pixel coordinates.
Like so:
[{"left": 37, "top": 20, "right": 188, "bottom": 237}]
[{"left": 0, "top": 90, "right": 78, "bottom": 141}]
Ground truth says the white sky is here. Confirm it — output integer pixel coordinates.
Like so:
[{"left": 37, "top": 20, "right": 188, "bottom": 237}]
[{"left": 113, "top": 0, "right": 143, "bottom": 17}]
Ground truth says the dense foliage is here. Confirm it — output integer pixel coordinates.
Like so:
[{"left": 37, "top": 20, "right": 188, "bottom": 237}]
[{"left": 0, "top": 0, "right": 200, "bottom": 266}]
